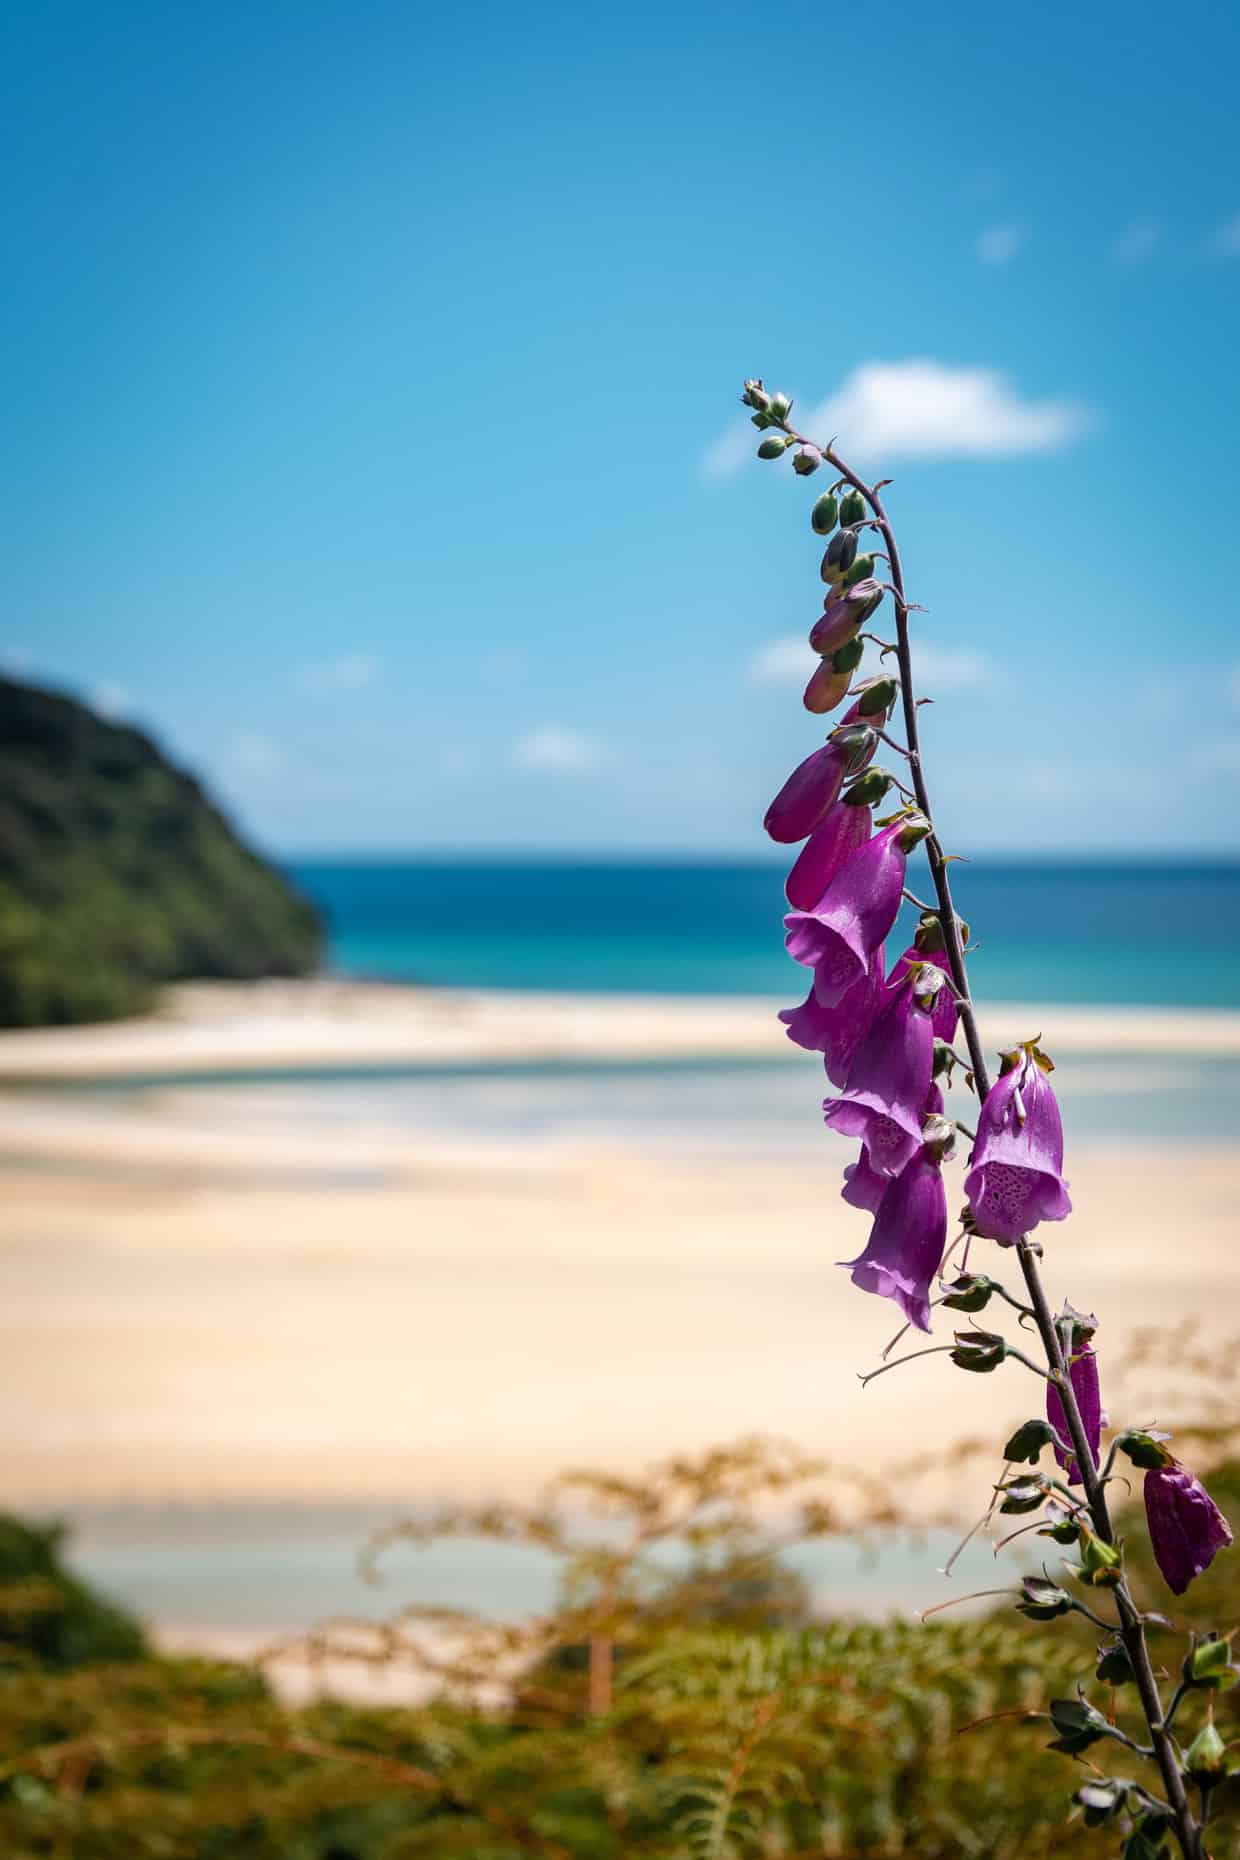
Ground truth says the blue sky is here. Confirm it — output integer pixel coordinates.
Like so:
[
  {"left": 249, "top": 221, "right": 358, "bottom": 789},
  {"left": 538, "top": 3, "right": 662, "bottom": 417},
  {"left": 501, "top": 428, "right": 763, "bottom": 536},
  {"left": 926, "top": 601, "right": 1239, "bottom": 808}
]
[{"left": 3, "top": 0, "right": 1239, "bottom": 855}]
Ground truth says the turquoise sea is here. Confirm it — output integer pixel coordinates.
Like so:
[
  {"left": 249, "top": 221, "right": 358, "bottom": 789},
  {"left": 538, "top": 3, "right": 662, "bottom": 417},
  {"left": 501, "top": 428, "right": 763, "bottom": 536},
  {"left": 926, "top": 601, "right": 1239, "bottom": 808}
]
[{"left": 288, "top": 859, "right": 1240, "bottom": 1008}]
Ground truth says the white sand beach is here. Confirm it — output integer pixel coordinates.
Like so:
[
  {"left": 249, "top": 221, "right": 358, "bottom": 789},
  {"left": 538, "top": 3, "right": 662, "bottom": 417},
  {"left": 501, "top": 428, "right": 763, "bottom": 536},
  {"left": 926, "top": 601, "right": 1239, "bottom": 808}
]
[{"left": 1, "top": 981, "right": 1236, "bottom": 1518}]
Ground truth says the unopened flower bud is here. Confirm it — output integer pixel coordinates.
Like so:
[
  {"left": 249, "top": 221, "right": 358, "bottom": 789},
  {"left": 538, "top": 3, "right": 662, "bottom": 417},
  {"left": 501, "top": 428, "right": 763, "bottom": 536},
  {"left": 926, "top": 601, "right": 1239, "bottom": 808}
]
[
  {"left": 1186, "top": 1636, "right": 1237, "bottom": 1688},
  {"left": 1186, "top": 1717, "right": 1229, "bottom": 1784},
  {"left": 821, "top": 528, "right": 858, "bottom": 584},
  {"left": 792, "top": 446, "right": 822, "bottom": 476},
  {"left": 1077, "top": 1525, "right": 1123, "bottom": 1586},
  {"left": 851, "top": 673, "right": 899, "bottom": 718},
  {"left": 841, "top": 767, "right": 894, "bottom": 807},
  {"left": 810, "top": 492, "right": 839, "bottom": 536},
  {"left": 838, "top": 488, "right": 866, "bottom": 527},
  {"left": 757, "top": 436, "right": 789, "bottom": 460},
  {"left": 742, "top": 378, "right": 771, "bottom": 412},
  {"left": 750, "top": 411, "right": 772, "bottom": 429},
  {"left": 769, "top": 391, "right": 792, "bottom": 421},
  {"left": 842, "top": 553, "right": 876, "bottom": 588},
  {"left": 802, "top": 658, "right": 852, "bottom": 715},
  {"left": 932, "top": 1037, "right": 957, "bottom": 1079}
]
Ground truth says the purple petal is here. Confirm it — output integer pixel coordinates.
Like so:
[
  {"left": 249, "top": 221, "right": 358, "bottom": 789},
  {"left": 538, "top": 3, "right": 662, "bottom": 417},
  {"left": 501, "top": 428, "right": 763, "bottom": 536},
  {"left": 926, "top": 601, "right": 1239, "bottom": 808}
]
[
  {"left": 838, "top": 1148, "right": 947, "bottom": 1332},
  {"left": 1144, "top": 1463, "right": 1233, "bottom": 1595},
  {"left": 785, "top": 803, "right": 872, "bottom": 911}
]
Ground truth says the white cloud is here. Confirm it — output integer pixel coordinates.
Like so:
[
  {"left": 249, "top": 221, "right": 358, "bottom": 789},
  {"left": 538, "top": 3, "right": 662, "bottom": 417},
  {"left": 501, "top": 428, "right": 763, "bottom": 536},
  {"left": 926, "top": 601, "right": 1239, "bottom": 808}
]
[
  {"left": 704, "top": 360, "right": 1090, "bottom": 479},
  {"left": 513, "top": 726, "right": 602, "bottom": 771},
  {"left": 1, "top": 646, "right": 33, "bottom": 675},
  {"left": 1230, "top": 665, "right": 1240, "bottom": 707},
  {"left": 1112, "top": 218, "right": 1161, "bottom": 265},
  {"left": 909, "top": 639, "right": 994, "bottom": 691},
  {"left": 976, "top": 223, "right": 1027, "bottom": 266},
  {"left": 231, "top": 732, "right": 284, "bottom": 777},
  {"left": 90, "top": 682, "right": 130, "bottom": 719},
  {"left": 300, "top": 653, "right": 380, "bottom": 693},
  {"left": 748, "top": 637, "right": 811, "bottom": 684},
  {"left": 1212, "top": 212, "right": 1240, "bottom": 258}
]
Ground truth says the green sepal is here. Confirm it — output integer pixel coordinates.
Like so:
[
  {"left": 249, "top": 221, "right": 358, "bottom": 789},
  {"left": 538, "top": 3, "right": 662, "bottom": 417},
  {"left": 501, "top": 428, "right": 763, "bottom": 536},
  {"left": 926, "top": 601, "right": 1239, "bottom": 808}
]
[
  {"left": 841, "top": 552, "right": 876, "bottom": 587},
  {"left": 940, "top": 1273, "right": 995, "bottom": 1312},
  {"left": 949, "top": 1328, "right": 1006, "bottom": 1372},
  {"left": 1114, "top": 1429, "right": 1175, "bottom": 1471},
  {"left": 1003, "top": 1417, "right": 1058, "bottom": 1465},
  {"left": 830, "top": 634, "right": 865, "bottom": 675},
  {"left": 1096, "top": 1639, "right": 1136, "bottom": 1686},
  {"left": 1016, "top": 1574, "right": 1074, "bottom": 1620}
]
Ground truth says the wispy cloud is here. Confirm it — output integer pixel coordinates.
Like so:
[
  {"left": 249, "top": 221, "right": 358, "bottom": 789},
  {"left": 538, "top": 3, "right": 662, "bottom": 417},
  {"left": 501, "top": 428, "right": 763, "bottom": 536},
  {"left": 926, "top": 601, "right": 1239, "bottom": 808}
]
[
  {"left": 976, "top": 222, "right": 1027, "bottom": 266},
  {"left": 1112, "top": 218, "right": 1161, "bottom": 265},
  {"left": 513, "top": 726, "right": 603, "bottom": 771},
  {"left": 231, "top": 732, "right": 284, "bottom": 777},
  {"left": 1193, "top": 740, "right": 1240, "bottom": 775},
  {"left": 1, "top": 646, "right": 33, "bottom": 676},
  {"left": 909, "top": 639, "right": 995, "bottom": 691},
  {"left": 299, "top": 653, "right": 380, "bottom": 693},
  {"left": 1211, "top": 212, "right": 1240, "bottom": 258},
  {"left": 704, "top": 360, "right": 1091, "bottom": 480},
  {"left": 748, "top": 637, "right": 810, "bottom": 685}
]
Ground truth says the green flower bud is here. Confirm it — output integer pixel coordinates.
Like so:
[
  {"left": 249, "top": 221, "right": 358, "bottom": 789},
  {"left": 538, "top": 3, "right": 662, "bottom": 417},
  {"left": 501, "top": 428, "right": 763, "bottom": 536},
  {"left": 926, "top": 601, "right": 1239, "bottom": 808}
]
[
  {"left": 838, "top": 488, "right": 866, "bottom": 526},
  {"left": 750, "top": 411, "right": 772, "bottom": 429},
  {"left": 757, "top": 436, "right": 789, "bottom": 460},
  {"left": 841, "top": 767, "right": 895, "bottom": 807},
  {"left": 1186, "top": 1717, "right": 1229, "bottom": 1783},
  {"left": 810, "top": 492, "right": 839, "bottom": 536},
  {"left": 769, "top": 391, "right": 792, "bottom": 421},
  {"left": 742, "top": 379, "right": 771, "bottom": 413},
  {"left": 1077, "top": 1526, "right": 1124, "bottom": 1587},
  {"left": 792, "top": 446, "right": 822, "bottom": 476},
  {"left": 841, "top": 553, "right": 876, "bottom": 588},
  {"left": 821, "top": 528, "right": 858, "bottom": 584},
  {"left": 831, "top": 634, "right": 865, "bottom": 675},
  {"left": 914, "top": 912, "right": 971, "bottom": 954},
  {"left": 851, "top": 673, "right": 898, "bottom": 717},
  {"left": 1185, "top": 1636, "right": 1237, "bottom": 1688}
]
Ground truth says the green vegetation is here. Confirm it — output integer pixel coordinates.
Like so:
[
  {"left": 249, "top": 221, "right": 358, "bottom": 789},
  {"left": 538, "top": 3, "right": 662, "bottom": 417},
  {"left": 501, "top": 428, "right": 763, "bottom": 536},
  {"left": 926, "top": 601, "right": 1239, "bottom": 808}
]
[
  {"left": 2, "top": 1437, "right": 1237, "bottom": 1859},
  {"left": 0, "top": 676, "right": 321, "bottom": 1026}
]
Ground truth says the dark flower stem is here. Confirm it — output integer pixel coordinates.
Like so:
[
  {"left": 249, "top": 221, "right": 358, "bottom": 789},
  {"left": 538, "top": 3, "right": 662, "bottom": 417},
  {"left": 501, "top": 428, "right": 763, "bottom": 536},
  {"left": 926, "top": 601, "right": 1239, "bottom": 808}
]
[{"left": 776, "top": 416, "right": 1204, "bottom": 1860}]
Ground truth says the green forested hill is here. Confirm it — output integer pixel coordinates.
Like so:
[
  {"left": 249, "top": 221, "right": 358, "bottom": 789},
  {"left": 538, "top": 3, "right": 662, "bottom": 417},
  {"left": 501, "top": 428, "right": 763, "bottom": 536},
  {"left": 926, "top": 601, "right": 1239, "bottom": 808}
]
[{"left": 0, "top": 676, "right": 322, "bottom": 1026}]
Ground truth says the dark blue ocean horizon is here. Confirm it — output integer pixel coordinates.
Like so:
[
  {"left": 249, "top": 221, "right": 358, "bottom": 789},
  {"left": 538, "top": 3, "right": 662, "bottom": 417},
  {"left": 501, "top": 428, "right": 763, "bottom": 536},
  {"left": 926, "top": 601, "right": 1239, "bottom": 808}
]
[{"left": 286, "top": 858, "right": 1240, "bottom": 1009}]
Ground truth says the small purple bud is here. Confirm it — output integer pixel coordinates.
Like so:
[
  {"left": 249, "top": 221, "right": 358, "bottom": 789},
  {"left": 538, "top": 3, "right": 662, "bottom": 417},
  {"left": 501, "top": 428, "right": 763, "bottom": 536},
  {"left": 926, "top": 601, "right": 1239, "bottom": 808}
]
[
  {"left": 809, "top": 581, "right": 883, "bottom": 655},
  {"left": 1046, "top": 1315, "right": 1103, "bottom": 1485},
  {"left": 821, "top": 528, "right": 858, "bottom": 585},
  {"left": 802, "top": 657, "right": 853, "bottom": 716},
  {"left": 764, "top": 700, "right": 878, "bottom": 845},
  {"left": 963, "top": 1043, "right": 1071, "bottom": 1246},
  {"left": 792, "top": 445, "right": 822, "bottom": 476},
  {"left": 1143, "top": 1461, "right": 1233, "bottom": 1595}
]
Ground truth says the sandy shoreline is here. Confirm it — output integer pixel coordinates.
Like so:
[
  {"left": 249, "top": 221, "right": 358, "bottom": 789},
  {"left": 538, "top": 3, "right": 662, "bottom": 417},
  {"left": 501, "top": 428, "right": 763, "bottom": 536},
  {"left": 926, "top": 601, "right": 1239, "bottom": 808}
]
[{"left": 0, "top": 977, "right": 1236, "bottom": 1081}]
